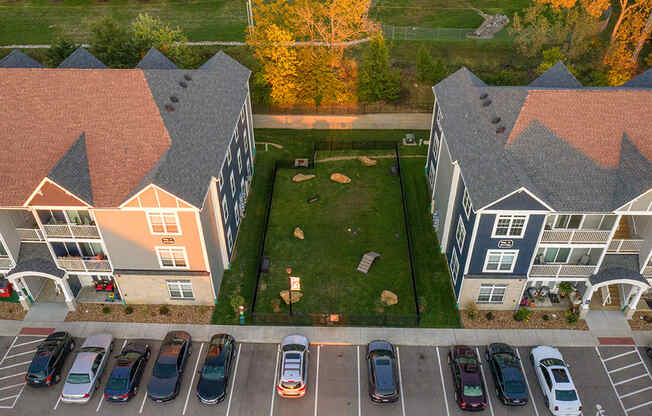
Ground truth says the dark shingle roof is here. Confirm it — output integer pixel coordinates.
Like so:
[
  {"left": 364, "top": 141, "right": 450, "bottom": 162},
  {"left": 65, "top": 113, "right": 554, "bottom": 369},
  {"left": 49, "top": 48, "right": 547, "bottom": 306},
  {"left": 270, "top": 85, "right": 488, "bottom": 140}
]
[
  {"left": 529, "top": 62, "right": 582, "bottom": 88},
  {"left": 58, "top": 48, "right": 107, "bottom": 69},
  {"left": 10, "top": 243, "right": 65, "bottom": 278},
  {"left": 47, "top": 133, "right": 93, "bottom": 205},
  {"left": 622, "top": 68, "right": 652, "bottom": 88},
  {"left": 590, "top": 254, "right": 647, "bottom": 286},
  {"left": 0, "top": 50, "right": 43, "bottom": 68},
  {"left": 136, "top": 47, "right": 178, "bottom": 70}
]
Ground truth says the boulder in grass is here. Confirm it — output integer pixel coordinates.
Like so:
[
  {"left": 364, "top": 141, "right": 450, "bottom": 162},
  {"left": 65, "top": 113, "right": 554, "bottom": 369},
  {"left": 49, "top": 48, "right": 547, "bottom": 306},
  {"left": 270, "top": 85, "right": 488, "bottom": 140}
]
[
  {"left": 380, "top": 290, "right": 398, "bottom": 306},
  {"left": 293, "top": 227, "right": 305, "bottom": 240},
  {"left": 330, "top": 173, "right": 351, "bottom": 184},
  {"left": 280, "top": 290, "right": 303, "bottom": 305},
  {"left": 359, "top": 156, "right": 377, "bottom": 166},
  {"left": 293, "top": 173, "right": 316, "bottom": 183}
]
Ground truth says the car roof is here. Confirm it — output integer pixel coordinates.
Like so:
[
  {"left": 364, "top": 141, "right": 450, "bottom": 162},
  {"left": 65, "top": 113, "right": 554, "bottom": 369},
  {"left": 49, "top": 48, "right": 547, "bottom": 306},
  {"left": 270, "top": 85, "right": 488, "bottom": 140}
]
[
  {"left": 454, "top": 345, "right": 475, "bottom": 357},
  {"left": 70, "top": 352, "right": 98, "bottom": 373},
  {"left": 281, "top": 334, "right": 308, "bottom": 348},
  {"left": 373, "top": 356, "right": 395, "bottom": 391},
  {"left": 280, "top": 351, "right": 303, "bottom": 382}
]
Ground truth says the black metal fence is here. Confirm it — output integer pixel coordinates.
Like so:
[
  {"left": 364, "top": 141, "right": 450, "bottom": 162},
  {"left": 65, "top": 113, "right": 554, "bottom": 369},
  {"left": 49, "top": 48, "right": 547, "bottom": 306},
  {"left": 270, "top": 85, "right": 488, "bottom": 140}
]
[
  {"left": 251, "top": 312, "right": 419, "bottom": 327},
  {"left": 253, "top": 101, "right": 432, "bottom": 115},
  {"left": 313, "top": 140, "right": 397, "bottom": 151}
]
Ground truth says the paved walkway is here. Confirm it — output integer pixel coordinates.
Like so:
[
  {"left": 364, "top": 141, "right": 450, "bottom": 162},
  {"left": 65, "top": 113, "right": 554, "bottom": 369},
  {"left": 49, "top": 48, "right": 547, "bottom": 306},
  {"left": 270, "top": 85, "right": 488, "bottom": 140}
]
[
  {"left": 253, "top": 113, "right": 432, "bottom": 130},
  {"left": 23, "top": 302, "right": 69, "bottom": 322},
  {"left": 586, "top": 310, "right": 634, "bottom": 337}
]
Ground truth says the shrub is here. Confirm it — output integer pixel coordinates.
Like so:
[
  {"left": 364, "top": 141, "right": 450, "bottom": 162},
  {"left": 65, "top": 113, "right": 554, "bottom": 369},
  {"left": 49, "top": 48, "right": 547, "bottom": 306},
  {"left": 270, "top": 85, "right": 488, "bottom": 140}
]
[
  {"left": 514, "top": 308, "right": 532, "bottom": 322},
  {"left": 358, "top": 35, "right": 401, "bottom": 103},
  {"left": 102, "top": 306, "right": 111, "bottom": 314},
  {"left": 124, "top": 306, "right": 134, "bottom": 315},
  {"left": 542, "top": 314, "right": 550, "bottom": 321},
  {"left": 565, "top": 308, "right": 579, "bottom": 324},
  {"left": 486, "top": 311, "right": 495, "bottom": 321},
  {"left": 466, "top": 301, "right": 479, "bottom": 320},
  {"left": 45, "top": 38, "right": 79, "bottom": 67},
  {"left": 159, "top": 305, "right": 170, "bottom": 315}
]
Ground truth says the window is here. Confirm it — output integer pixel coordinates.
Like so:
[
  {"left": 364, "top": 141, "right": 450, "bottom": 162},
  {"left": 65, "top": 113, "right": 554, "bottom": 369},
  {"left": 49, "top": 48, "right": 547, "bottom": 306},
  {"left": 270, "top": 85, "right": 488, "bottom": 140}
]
[
  {"left": 477, "top": 284, "right": 507, "bottom": 304},
  {"left": 483, "top": 250, "right": 518, "bottom": 273},
  {"left": 167, "top": 280, "right": 194, "bottom": 299},
  {"left": 237, "top": 149, "right": 242, "bottom": 172},
  {"left": 547, "top": 214, "right": 583, "bottom": 229},
  {"left": 226, "top": 146, "right": 232, "bottom": 165},
  {"left": 234, "top": 201, "right": 240, "bottom": 226},
  {"left": 456, "top": 217, "right": 466, "bottom": 250},
  {"left": 156, "top": 247, "right": 188, "bottom": 268},
  {"left": 492, "top": 215, "right": 527, "bottom": 238},
  {"left": 542, "top": 247, "right": 571, "bottom": 263},
  {"left": 218, "top": 174, "right": 223, "bottom": 191},
  {"left": 234, "top": 129, "right": 239, "bottom": 143},
  {"left": 230, "top": 172, "right": 236, "bottom": 196},
  {"left": 428, "top": 161, "right": 436, "bottom": 187},
  {"left": 449, "top": 251, "right": 460, "bottom": 283},
  {"left": 227, "top": 227, "right": 233, "bottom": 251},
  {"left": 243, "top": 129, "right": 249, "bottom": 152},
  {"left": 462, "top": 188, "right": 472, "bottom": 218},
  {"left": 147, "top": 212, "right": 180, "bottom": 234},
  {"left": 0, "top": 242, "right": 7, "bottom": 258},
  {"left": 222, "top": 195, "right": 229, "bottom": 223}
]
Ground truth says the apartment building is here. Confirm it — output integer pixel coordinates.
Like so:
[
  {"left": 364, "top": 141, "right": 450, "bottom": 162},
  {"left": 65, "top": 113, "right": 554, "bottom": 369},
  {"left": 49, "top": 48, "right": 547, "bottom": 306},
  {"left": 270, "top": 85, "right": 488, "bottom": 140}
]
[
  {"left": 426, "top": 62, "right": 652, "bottom": 319},
  {"left": 0, "top": 48, "right": 255, "bottom": 311}
]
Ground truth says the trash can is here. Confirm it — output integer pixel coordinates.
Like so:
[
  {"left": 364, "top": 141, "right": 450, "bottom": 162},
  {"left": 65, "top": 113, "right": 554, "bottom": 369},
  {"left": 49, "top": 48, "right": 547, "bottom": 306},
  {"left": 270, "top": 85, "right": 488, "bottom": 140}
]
[{"left": 0, "top": 280, "right": 12, "bottom": 298}]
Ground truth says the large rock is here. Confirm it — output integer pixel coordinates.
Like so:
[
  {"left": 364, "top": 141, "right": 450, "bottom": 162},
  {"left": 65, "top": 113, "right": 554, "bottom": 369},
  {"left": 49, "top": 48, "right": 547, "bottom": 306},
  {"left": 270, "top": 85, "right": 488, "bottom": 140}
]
[
  {"left": 380, "top": 290, "right": 398, "bottom": 306},
  {"left": 330, "top": 173, "right": 351, "bottom": 184},
  {"left": 280, "top": 290, "right": 303, "bottom": 305},
  {"left": 293, "top": 227, "right": 305, "bottom": 240},
  {"left": 293, "top": 173, "right": 316, "bottom": 183},
  {"left": 359, "top": 156, "right": 377, "bottom": 166}
]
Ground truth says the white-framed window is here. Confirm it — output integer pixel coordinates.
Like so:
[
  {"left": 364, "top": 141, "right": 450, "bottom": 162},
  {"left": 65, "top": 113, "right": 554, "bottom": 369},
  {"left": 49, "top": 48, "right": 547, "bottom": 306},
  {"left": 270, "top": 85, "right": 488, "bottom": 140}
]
[
  {"left": 156, "top": 247, "right": 189, "bottom": 269},
  {"left": 477, "top": 284, "right": 507, "bottom": 304},
  {"left": 240, "top": 108, "right": 245, "bottom": 123},
  {"left": 147, "top": 211, "right": 181, "bottom": 235},
  {"left": 483, "top": 250, "right": 518, "bottom": 273},
  {"left": 492, "top": 215, "right": 527, "bottom": 238},
  {"left": 218, "top": 174, "right": 223, "bottom": 191},
  {"left": 246, "top": 159, "right": 251, "bottom": 176},
  {"left": 428, "top": 161, "right": 436, "bottom": 187},
  {"left": 234, "top": 129, "right": 239, "bottom": 143},
  {"left": 226, "top": 146, "right": 232, "bottom": 165},
  {"left": 230, "top": 172, "right": 236, "bottom": 196},
  {"left": 546, "top": 214, "right": 583, "bottom": 230},
  {"left": 243, "top": 129, "right": 249, "bottom": 152},
  {"left": 456, "top": 217, "right": 466, "bottom": 250},
  {"left": 166, "top": 280, "right": 194, "bottom": 299},
  {"left": 234, "top": 201, "right": 240, "bottom": 226},
  {"left": 237, "top": 149, "right": 242, "bottom": 172},
  {"left": 539, "top": 247, "right": 571, "bottom": 264},
  {"left": 450, "top": 250, "right": 460, "bottom": 284},
  {"left": 462, "top": 188, "right": 472, "bottom": 219},
  {"left": 222, "top": 195, "right": 229, "bottom": 223},
  {"left": 227, "top": 227, "right": 233, "bottom": 251}
]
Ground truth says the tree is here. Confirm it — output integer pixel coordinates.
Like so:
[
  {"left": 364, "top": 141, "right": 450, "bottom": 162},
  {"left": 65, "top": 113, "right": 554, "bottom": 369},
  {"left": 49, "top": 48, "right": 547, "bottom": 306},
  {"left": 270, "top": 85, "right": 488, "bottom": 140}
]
[
  {"left": 358, "top": 35, "right": 400, "bottom": 102},
  {"left": 131, "top": 14, "right": 198, "bottom": 67},
  {"left": 604, "top": 1, "right": 652, "bottom": 77},
  {"left": 537, "top": 0, "right": 610, "bottom": 18},
  {"left": 416, "top": 45, "right": 447, "bottom": 85},
  {"left": 89, "top": 18, "right": 139, "bottom": 68},
  {"left": 45, "top": 38, "right": 79, "bottom": 67},
  {"left": 536, "top": 47, "right": 578, "bottom": 74}
]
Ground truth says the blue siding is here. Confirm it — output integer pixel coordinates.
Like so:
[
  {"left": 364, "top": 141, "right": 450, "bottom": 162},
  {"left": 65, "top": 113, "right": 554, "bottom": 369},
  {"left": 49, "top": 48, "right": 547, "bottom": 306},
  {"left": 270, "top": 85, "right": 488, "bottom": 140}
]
[
  {"left": 468, "top": 213, "right": 544, "bottom": 276},
  {"left": 484, "top": 191, "right": 549, "bottom": 211},
  {"left": 217, "top": 97, "right": 254, "bottom": 262},
  {"left": 426, "top": 102, "right": 440, "bottom": 178},
  {"left": 444, "top": 177, "right": 475, "bottom": 298}
]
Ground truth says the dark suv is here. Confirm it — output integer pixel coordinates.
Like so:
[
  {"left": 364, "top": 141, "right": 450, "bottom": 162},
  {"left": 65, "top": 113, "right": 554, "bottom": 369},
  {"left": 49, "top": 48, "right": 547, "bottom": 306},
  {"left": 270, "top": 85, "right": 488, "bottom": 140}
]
[
  {"left": 104, "top": 341, "right": 151, "bottom": 402},
  {"left": 26, "top": 331, "right": 75, "bottom": 387},
  {"left": 366, "top": 340, "right": 400, "bottom": 403},
  {"left": 485, "top": 343, "right": 528, "bottom": 405},
  {"left": 147, "top": 331, "right": 192, "bottom": 402}
]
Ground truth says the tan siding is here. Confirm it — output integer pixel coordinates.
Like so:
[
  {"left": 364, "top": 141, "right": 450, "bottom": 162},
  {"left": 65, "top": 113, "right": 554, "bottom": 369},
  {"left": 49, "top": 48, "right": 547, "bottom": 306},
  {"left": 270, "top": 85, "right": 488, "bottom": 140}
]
[
  {"left": 115, "top": 273, "right": 213, "bottom": 305},
  {"left": 458, "top": 278, "right": 525, "bottom": 310},
  {"left": 138, "top": 187, "right": 158, "bottom": 208},
  {"left": 156, "top": 188, "right": 178, "bottom": 208}
]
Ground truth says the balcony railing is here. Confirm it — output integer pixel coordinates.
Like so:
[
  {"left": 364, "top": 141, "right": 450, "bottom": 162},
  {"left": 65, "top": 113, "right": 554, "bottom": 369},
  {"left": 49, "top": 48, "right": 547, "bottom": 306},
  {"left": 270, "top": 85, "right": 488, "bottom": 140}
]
[
  {"left": 530, "top": 264, "right": 598, "bottom": 278},
  {"left": 42, "top": 224, "right": 100, "bottom": 239},
  {"left": 608, "top": 239, "right": 644, "bottom": 253},
  {"left": 540, "top": 229, "right": 611, "bottom": 244},
  {"left": 0, "top": 257, "right": 13, "bottom": 269},
  {"left": 644, "top": 266, "right": 652, "bottom": 277},
  {"left": 56, "top": 257, "right": 111, "bottom": 272},
  {"left": 16, "top": 228, "right": 45, "bottom": 242}
]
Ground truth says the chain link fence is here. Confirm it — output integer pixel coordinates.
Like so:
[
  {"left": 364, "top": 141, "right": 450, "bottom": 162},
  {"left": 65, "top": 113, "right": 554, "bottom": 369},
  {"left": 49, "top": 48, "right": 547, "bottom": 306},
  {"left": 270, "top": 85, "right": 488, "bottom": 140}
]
[{"left": 382, "top": 24, "right": 473, "bottom": 41}]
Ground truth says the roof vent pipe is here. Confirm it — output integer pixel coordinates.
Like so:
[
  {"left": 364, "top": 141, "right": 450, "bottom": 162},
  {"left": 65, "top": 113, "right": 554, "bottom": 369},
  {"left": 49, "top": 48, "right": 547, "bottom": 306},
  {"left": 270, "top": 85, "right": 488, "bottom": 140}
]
[
  {"left": 179, "top": 81, "right": 188, "bottom": 88},
  {"left": 482, "top": 99, "right": 492, "bottom": 107},
  {"left": 165, "top": 104, "right": 175, "bottom": 112},
  {"left": 480, "top": 93, "right": 488, "bottom": 100},
  {"left": 491, "top": 117, "right": 501, "bottom": 124},
  {"left": 170, "top": 96, "right": 179, "bottom": 103},
  {"left": 496, "top": 126, "right": 506, "bottom": 134},
  {"left": 184, "top": 74, "right": 192, "bottom": 81}
]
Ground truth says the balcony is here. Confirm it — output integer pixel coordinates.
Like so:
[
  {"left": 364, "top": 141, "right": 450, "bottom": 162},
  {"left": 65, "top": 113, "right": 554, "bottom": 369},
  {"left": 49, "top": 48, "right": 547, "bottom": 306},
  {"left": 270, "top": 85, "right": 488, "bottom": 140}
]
[
  {"left": 56, "top": 257, "right": 111, "bottom": 272},
  {"left": 608, "top": 239, "right": 644, "bottom": 253},
  {"left": 0, "top": 257, "right": 13, "bottom": 269},
  {"left": 540, "top": 229, "right": 611, "bottom": 244},
  {"left": 530, "top": 264, "right": 598, "bottom": 278},
  {"left": 644, "top": 265, "right": 652, "bottom": 278},
  {"left": 42, "top": 224, "right": 100, "bottom": 239},
  {"left": 16, "top": 228, "right": 45, "bottom": 242}
]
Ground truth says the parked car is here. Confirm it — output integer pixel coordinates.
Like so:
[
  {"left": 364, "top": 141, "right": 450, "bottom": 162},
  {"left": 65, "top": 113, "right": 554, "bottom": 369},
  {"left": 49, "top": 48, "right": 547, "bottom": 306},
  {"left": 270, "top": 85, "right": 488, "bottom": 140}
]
[
  {"left": 25, "top": 331, "right": 75, "bottom": 387},
  {"left": 196, "top": 334, "right": 236, "bottom": 404},
  {"left": 449, "top": 345, "right": 487, "bottom": 411},
  {"left": 103, "top": 341, "right": 151, "bottom": 402},
  {"left": 366, "top": 340, "right": 400, "bottom": 403},
  {"left": 61, "top": 333, "right": 114, "bottom": 403},
  {"left": 277, "top": 334, "right": 309, "bottom": 398},
  {"left": 485, "top": 343, "right": 528, "bottom": 406},
  {"left": 147, "top": 331, "right": 192, "bottom": 402},
  {"left": 530, "top": 346, "right": 582, "bottom": 416}
]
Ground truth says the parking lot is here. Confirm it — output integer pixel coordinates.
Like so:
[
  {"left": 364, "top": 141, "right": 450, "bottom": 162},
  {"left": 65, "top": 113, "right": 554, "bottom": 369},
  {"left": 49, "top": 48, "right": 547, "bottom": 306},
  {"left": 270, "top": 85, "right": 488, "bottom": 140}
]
[{"left": 0, "top": 333, "right": 650, "bottom": 416}]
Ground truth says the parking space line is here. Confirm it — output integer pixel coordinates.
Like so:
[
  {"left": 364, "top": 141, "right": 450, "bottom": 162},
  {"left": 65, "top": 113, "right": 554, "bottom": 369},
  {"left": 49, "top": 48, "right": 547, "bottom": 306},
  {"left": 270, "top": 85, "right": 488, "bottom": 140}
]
[
  {"left": 609, "top": 362, "right": 643, "bottom": 374},
  {"left": 614, "top": 374, "right": 648, "bottom": 386},
  {"left": 138, "top": 388, "right": 147, "bottom": 413},
  {"left": 182, "top": 342, "right": 204, "bottom": 415},
  {"left": 11, "top": 384, "right": 24, "bottom": 409},
  {"left": 12, "top": 338, "right": 45, "bottom": 349},
  {"left": 0, "top": 361, "right": 31, "bottom": 371},
  {"left": 357, "top": 345, "right": 361, "bottom": 416},
  {"left": 0, "top": 382, "right": 25, "bottom": 391},
  {"left": 620, "top": 385, "right": 652, "bottom": 399},
  {"left": 604, "top": 350, "right": 637, "bottom": 361},
  {"left": 0, "top": 336, "right": 18, "bottom": 363},
  {"left": 435, "top": 347, "right": 450, "bottom": 416},
  {"left": 0, "top": 372, "right": 26, "bottom": 381},
  {"left": 53, "top": 395, "right": 62, "bottom": 410},
  {"left": 514, "top": 349, "right": 538, "bottom": 416},
  {"left": 314, "top": 345, "right": 320, "bottom": 416},
  {"left": 0, "top": 394, "right": 18, "bottom": 402},
  {"left": 5, "top": 349, "right": 37, "bottom": 360},
  {"left": 627, "top": 400, "right": 652, "bottom": 412},
  {"left": 225, "top": 343, "right": 241, "bottom": 416},
  {"left": 475, "top": 347, "right": 494, "bottom": 416},
  {"left": 269, "top": 345, "right": 280, "bottom": 416},
  {"left": 595, "top": 346, "right": 628, "bottom": 415},
  {"left": 395, "top": 346, "right": 406, "bottom": 416},
  {"left": 95, "top": 383, "right": 105, "bottom": 412}
]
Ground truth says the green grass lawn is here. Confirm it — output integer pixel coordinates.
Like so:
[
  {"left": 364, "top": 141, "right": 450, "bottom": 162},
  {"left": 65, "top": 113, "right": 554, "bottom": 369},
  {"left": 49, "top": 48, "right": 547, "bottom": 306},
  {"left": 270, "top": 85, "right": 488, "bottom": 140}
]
[
  {"left": 212, "top": 129, "right": 460, "bottom": 327},
  {"left": 0, "top": 0, "right": 247, "bottom": 45}
]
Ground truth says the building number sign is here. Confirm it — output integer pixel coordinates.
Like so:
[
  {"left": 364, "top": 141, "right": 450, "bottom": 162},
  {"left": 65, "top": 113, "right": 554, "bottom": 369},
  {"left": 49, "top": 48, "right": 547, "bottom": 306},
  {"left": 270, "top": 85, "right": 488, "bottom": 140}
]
[{"left": 498, "top": 240, "right": 513, "bottom": 249}]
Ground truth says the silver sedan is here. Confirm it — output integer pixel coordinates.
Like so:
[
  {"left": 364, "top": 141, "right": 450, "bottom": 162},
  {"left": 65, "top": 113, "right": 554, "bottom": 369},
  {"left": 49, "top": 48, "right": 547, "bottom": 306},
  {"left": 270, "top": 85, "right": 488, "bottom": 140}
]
[{"left": 61, "top": 333, "right": 114, "bottom": 403}]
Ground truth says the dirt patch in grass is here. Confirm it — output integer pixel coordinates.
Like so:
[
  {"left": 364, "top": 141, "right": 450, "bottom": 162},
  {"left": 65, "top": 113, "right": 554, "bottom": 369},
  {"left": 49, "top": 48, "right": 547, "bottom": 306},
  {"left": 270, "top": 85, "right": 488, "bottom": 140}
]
[
  {"left": 0, "top": 302, "right": 26, "bottom": 320},
  {"left": 628, "top": 312, "right": 652, "bottom": 331},
  {"left": 461, "top": 310, "right": 588, "bottom": 330},
  {"left": 65, "top": 303, "right": 213, "bottom": 324}
]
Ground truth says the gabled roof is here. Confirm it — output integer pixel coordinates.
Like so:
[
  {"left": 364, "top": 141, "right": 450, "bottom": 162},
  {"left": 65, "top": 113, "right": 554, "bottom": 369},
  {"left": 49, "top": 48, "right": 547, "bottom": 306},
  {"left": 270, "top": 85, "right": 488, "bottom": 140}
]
[
  {"left": 136, "top": 47, "right": 178, "bottom": 70},
  {"left": 622, "top": 67, "right": 652, "bottom": 88},
  {"left": 58, "top": 47, "right": 107, "bottom": 69},
  {"left": 10, "top": 242, "right": 65, "bottom": 278},
  {"left": 529, "top": 62, "right": 582, "bottom": 89},
  {"left": 0, "top": 50, "right": 43, "bottom": 68},
  {"left": 47, "top": 133, "right": 93, "bottom": 205},
  {"left": 590, "top": 254, "right": 648, "bottom": 287}
]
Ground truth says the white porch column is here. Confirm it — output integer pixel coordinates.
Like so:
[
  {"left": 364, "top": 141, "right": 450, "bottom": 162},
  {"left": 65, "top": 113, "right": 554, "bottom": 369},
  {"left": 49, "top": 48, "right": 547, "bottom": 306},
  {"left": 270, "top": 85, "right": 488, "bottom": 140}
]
[
  {"left": 625, "top": 286, "right": 644, "bottom": 319},
  {"left": 59, "top": 276, "right": 77, "bottom": 312},
  {"left": 579, "top": 282, "right": 594, "bottom": 319}
]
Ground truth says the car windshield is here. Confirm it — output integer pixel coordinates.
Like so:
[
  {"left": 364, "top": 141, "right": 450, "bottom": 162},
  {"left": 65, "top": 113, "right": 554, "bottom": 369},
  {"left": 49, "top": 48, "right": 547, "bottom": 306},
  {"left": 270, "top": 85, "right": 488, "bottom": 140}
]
[
  {"left": 67, "top": 373, "right": 91, "bottom": 384},
  {"left": 555, "top": 389, "right": 579, "bottom": 401},
  {"left": 201, "top": 365, "right": 225, "bottom": 381},
  {"left": 79, "top": 347, "right": 105, "bottom": 353},
  {"left": 106, "top": 377, "right": 128, "bottom": 391},
  {"left": 283, "top": 344, "right": 305, "bottom": 352},
  {"left": 281, "top": 380, "right": 302, "bottom": 389},
  {"left": 153, "top": 363, "right": 177, "bottom": 379},
  {"left": 463, "top": 384, "right": 483, "bottom": 397},
  {"left": 541, "top": 358, "right": 565, "bottom": 367}
]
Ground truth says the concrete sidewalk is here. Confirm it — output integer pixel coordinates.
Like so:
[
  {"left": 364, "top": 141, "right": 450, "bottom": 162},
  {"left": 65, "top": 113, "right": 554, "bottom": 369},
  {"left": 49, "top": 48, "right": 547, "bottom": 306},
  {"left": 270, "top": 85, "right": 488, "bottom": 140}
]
[
  {"left": 3, "top": 319, "right": 650, "bottom": 347},
  {"left": 253, "top": 113, "right": 432, "bottom": 130}
]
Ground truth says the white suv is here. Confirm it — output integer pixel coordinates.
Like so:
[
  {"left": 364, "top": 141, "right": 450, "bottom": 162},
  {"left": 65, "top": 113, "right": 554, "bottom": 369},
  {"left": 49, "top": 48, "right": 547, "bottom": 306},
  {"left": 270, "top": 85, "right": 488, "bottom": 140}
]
[
  {"left": 530, "top": 346, "right": 582, "bottom": 416},
  {"left": 277, "top": 334, "right": 309, "bottom": 398}
]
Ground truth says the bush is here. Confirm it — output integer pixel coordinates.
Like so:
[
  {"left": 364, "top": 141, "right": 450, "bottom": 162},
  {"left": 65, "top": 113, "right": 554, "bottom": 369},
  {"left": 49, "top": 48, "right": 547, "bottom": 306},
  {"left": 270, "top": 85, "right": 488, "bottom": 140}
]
[
  {"left": 45, "top": 38, "right": 79, "bottom": 67},
  {"left": 514, "top": 308, "right": 532, "bottom": 322},
  {"left": 466, "top": 301, "right": 479, "bottom": 320},
  {"left": 486, "top": 311, "right": 495, "bottom": 321},
  {"left": 542, "top": 314, "right": 550, "bottom": 321},
  {"left": 358, "top": 35, "right": 401, "bottom": 103},
  {"left": 416, "top": 45, "right": 448, "bottom": 85},
  {"left": 159, "top": 305, "right": 170, "bottom": 315},
  {"left": 124, "top": 306, "right": 134, "bottom": 315},
  {"left": 565, "top": 308, "right": 579, "bottom": 324},
  {"left": 102, "top": 306, "right": 111, "bottom": 314}
]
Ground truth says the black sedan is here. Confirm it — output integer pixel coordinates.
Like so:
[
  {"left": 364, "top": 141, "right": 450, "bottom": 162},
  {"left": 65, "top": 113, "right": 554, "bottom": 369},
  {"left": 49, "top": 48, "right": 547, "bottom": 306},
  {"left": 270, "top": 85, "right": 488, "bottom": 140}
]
[
  {"left": 366, "top": 340, "right": 400, "bottom": 403},
  {"left": 485, "top": 343, "right": 528, "bottom": 406},
  {"left": 147, "top": 331, "right": 192, "bottom": 402},
  {"left": 25, "top": 331, "right": 75, "bottom": 387},
  {"left": 196, "top": 334, "right": 236, "bottom": 404},
  {"left": 104, "top": 341, "right": 151, "bottom": 402}
]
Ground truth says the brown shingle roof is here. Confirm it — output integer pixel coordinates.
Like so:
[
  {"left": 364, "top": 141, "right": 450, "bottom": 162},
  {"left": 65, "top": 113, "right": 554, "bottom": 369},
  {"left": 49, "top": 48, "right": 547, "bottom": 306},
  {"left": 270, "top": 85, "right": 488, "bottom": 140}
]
[
  {"left": 508, "top": 90, "right": 652, "bottom": 168},
  {"left": 0, "top": 68, "right": 171, "bottom": 207}
]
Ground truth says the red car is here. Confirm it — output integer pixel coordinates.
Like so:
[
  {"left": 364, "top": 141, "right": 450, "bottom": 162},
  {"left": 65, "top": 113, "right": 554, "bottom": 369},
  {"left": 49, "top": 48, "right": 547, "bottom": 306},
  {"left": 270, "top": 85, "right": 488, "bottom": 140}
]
[{"left": 449, "top": 345, "right": 488, "bottom": 411}]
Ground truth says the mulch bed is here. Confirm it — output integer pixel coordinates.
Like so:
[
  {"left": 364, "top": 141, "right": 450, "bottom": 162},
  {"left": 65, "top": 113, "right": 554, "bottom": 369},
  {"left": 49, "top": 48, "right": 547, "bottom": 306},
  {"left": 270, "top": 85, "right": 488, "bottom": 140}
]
[
  {"left": 0, "top": 302, "right": 26, "bottom": 320},
  {"left": 65, "top": 303, "right": 214, "bottom": 324},
  {"left": 461, "top": 309, "right": 588, "bottom": 330},
  {"left": 628, "top": 311, "right": 652, "bottom": 331}
]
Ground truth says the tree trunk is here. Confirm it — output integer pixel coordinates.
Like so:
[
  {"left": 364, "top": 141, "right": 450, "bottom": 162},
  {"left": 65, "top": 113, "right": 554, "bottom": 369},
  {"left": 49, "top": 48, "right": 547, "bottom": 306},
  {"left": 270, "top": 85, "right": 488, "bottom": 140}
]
[
  {"left": 632, "top": 9, "right": 652, "bottom": 63},
  {"left": 611, "top": 0, "right": 631, "bottom": 42}
]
